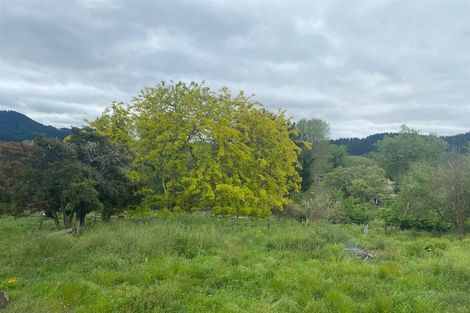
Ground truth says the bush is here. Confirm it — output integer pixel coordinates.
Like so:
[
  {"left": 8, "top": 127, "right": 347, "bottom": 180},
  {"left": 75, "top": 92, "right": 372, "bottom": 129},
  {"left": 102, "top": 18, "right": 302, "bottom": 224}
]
[
  {"left": 294, "top": 190, "right": 346, "bottom": 223},
  {"left": 379, "top": 207, "right": 452, "bottom": 233},
  {"left": 343, "top": 198, "right": 370, "bottom": 224}
]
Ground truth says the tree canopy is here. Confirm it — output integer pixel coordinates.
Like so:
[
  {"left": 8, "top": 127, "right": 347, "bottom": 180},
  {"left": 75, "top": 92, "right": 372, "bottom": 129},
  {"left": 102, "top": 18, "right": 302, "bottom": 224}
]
[
  {"left": 293, "top": 118, "right": 346, "bottom": 191},
  {"left": 93, "top": 82, "right": 301, "bottom": 216},
  {"left": 1, "top": 82, "right": 468, "bottom": 235},
  {"left": 2, "top": 129, "right": 135, "bottom": 231},
  {"left": 295, "top": 118, "right": 330, "bottom": 143},
  {"left": 375, "top": 125, "right": 447, "bottom": 181},
  {"left": 395, "top": 156, "right": 470, "bottom": 234}
]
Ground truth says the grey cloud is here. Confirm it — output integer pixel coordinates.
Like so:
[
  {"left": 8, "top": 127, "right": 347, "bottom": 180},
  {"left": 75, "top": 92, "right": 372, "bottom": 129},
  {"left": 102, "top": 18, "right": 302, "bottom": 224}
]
[{"left": 0, "top": 0, "right": 469, "bottom": 138}]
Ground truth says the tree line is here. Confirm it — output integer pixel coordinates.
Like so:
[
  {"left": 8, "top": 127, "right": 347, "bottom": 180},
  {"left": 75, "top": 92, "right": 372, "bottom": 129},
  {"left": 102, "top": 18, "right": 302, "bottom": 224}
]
[
  {"left": 331, "top": 131, "right": 470, "bottom": 156},
  {"left": 0, "top": 128, "right": 135, "bottom": 233},
  {"left": 0, "top": 82, "right": 469, "bottom": 234}
]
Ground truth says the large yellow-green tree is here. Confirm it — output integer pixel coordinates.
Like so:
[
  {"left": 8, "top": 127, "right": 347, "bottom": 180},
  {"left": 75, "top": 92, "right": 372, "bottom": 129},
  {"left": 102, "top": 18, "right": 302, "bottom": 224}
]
[{"left": 92, "top": 82, "right": 301, "bottom": 216}]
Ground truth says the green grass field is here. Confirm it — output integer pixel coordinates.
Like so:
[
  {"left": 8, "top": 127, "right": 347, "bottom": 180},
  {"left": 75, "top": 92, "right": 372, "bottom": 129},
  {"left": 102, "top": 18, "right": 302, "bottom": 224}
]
[{"left": 0, "top": 214, "right": 469, "bottom": 313}]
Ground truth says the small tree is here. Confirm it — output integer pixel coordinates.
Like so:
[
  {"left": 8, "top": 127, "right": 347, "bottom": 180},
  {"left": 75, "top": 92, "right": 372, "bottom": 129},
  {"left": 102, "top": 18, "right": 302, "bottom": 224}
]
[
  {"left": 396, "top": 156, "right": 470, "bottom": 234},
  {"left": 375, "top": 125, "right": 447, "bottom": 181},
  {"left": 66, "top": 127, "right": 136, "bottom": 221},
  {"left": 293, "top": 118, "right": 346, "bottom": 191},
  {"left": 301, "top": 189, "right": 345, "bottom": 223},
  {"left": 0, "top": 142, "right": 36, "bottom": 215},
  {"left": 325, "top": 164, "right": 390, "bottom": 204},
  {"left": 295, "top": 118, "right": 330, "bottom": 142},
  {"left": 62, "top": 179, "right": 103, "bottom": 234}
]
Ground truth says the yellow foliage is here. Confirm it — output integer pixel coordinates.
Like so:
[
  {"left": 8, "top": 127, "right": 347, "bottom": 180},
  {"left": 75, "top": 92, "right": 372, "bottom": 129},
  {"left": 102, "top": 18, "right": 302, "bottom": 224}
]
[{"left": 91, "top": 82, "right": 301, "bottom": 216}]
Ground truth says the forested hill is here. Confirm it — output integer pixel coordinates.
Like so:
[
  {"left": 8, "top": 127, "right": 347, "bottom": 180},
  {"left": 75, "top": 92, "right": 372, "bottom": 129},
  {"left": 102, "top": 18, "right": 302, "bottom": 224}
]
[
  {"left": 0, "top": 110, "right": 70, "bottom": 141},
  {"left": 331, "top": 133, "right": 398, "bottom": 155},
  {"left": 442, "top": 132, "right": 470, "bottom": 154},
  {"left": 332, "top": 131, "right": 470, "bottom": 155}
]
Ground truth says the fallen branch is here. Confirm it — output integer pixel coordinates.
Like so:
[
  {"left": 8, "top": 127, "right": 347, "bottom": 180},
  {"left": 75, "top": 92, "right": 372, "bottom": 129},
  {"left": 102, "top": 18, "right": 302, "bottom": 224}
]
[
  {"left": 344, "top": 247, "right": 374, "bottom": 260},
  {"left": 0, "top": 291, "right": 9, "bottom": 309},
  {"left": 47, "top": 228, "right": 74, "bottom": 236}
]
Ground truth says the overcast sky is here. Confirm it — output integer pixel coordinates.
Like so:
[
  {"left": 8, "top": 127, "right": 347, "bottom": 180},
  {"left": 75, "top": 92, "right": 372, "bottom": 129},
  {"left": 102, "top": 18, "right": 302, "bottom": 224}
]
[{"left": 1, "top": 0, "right": 469, "bottom": 138}]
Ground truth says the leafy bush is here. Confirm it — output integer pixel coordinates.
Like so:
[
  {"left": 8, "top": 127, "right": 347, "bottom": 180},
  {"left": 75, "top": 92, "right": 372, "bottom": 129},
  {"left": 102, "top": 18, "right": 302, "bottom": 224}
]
[
  {"left": 294, "top": 189, "right": 346, "bottom": 223},
  {"left": 379, "top": 207, "right": 452, "bottom": 233},
  {"left": 343, "top": 197, "right": 370, "bottom": 224}
]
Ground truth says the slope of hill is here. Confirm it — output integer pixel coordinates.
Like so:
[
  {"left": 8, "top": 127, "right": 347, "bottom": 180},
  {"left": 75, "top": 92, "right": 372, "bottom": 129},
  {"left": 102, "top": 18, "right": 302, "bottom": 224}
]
[
  {"left": 332, "top": 132, "right": 470, "bottom": 156},
  {"left": 442, "top": 132, "right": 470, "bottom": 154},
  {"left": 0, "top": 110, "right": 70, "bottom": 141},
  {"left": 331, "top": 133, "right": 398, "bottom": 155}
]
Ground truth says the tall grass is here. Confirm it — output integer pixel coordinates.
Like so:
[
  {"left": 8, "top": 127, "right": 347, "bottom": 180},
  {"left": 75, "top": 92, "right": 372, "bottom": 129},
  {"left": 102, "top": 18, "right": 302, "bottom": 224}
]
[{"left": 0, "top": 214, "right": 469, "bottom": 312}]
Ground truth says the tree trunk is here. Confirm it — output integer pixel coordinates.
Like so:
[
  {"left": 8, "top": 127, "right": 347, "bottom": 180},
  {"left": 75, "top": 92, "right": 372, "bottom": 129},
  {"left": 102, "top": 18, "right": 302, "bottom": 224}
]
[
  {"left": 162, "top": 178, "right": 169, "bottom": 210},
  {"left": 74, "top": 217, "right": 81, "bottom": 235},
  {"left": 38, "top": 213, "right": 44, "bottom": 230},
  {"left": 456, "top": 207, "right": 465, "bottom": 235},
  {"left": 64, "top": 211, "right": 74, "bottom": 229},
  {"left": 102, "top": 211, "right": 111, "bottom": 222},
  {"left": 51, "top": 211, "right": 61, "bottom": 230},
  {"left": 79, "top": 212, "right": 86, "bottom": 227}
]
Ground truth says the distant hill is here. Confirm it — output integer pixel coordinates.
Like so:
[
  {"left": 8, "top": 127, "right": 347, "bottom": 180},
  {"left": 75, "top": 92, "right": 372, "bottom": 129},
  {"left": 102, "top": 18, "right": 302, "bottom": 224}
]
[
  {"left": 2, "top": 110, "right": 469, "bottom": 154},
  {"left": 332, "top": 131, "right": 470, "bottom": 155},
  {"left": 331, "top": 133, "right": 398, "bottom": 156},
  {"left": 442, "top": 132, "right": 470, "bottom": 154},
  {"left": 0, "top": 110, "right": 70, "bottom": 141}
]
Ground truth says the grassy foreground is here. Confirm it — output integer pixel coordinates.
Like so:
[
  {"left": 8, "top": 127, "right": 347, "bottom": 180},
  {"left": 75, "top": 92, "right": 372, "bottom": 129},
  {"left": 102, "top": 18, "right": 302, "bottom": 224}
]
[{"left": 0, "top": 214, "right": 469, "bottom": 313}]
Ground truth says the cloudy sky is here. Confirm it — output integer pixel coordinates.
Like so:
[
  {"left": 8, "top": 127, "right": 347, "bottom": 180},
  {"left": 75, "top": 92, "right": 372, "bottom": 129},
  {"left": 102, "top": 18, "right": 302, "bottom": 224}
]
[{"left": 1, "top": 0, "right": 469, "bottom": 138}]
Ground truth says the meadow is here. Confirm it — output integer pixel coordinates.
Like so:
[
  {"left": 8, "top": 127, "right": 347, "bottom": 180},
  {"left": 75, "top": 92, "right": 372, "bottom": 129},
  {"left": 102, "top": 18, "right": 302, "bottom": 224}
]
[{"left": 0, "top": 214, "right": 469, "bottom": 313}]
